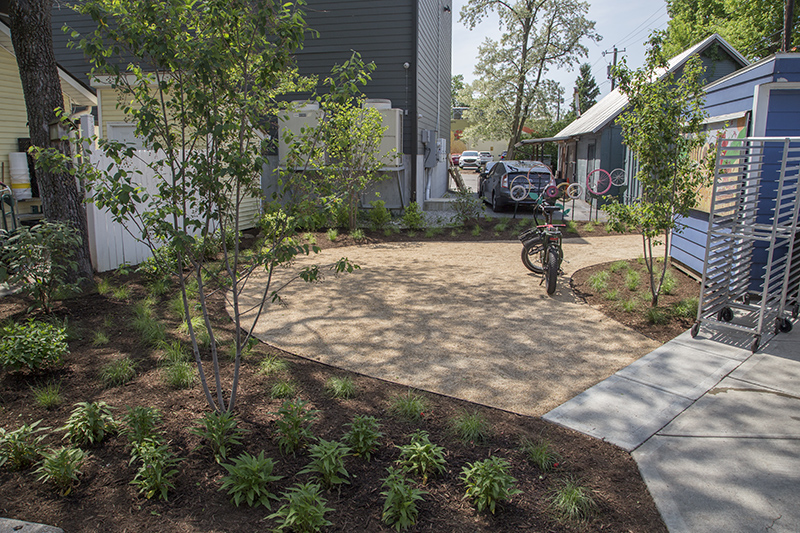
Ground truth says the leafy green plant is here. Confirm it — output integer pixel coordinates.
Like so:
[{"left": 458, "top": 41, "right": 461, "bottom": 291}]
[
  {"left": 303, "top": 232, "right": 317, "bottom": 246},
  {"left": 324, "top": 376, "right": 356, "bottom": 399},
  {"left": 461, "top": 456, "right": 522, "bottom": 514},
  {"left": 268, "top": 482, "right": 334, "bottom": 532},
  {"left": 451, "top": 186, "right": 484, "bottom": 225},
  {"left": 396, "top": 430, "right": 447, "bottom": 484},
  {"left": 661, "top": 269, "right": 677, "bottom": 295},
  {"left": 0, "top": 320, "right": 68, "bottom": 371},
  {"left": 129, "top": 437, "right": 182, "bottom": 500},
  {"left": 493, "top": 220, "right": 509, "bottom": 232},
  {"left": 583, "top": 221, "right": 595, "bottom": 232},
  {"left": 343, "top": 415, "right": 382, "bottom": 461},
  {"left": 190, "top": 411, "right": 248, "bottom": 462},
  {"left": 147, "top": 276, "right": 172, "bottom": 297},
  {"left": 369, "top": 199, "right": 392, "bottom": 230},
  {"left": 32, "top": 381, "right": 62, "bottom": 409},
  {"left": 381, "top": 466, "right": 427, "bottom": 531},
  {"left": 60, "top": 401, "right": 116, "bottom": 446},
  {"left": 259, "top": 354, "right": 289, "bottom": 375},
  {"left": 273, "top": 399, "right": 318, "bottom": 455},
  {"left": 299, "top": 439, "right": 351, "bottom": 489},
  {"left": 219, "top": 451, "right": 282, "bottom": 508},
  {"left": 402, "top": 201, "right": 425, "bottom": 230},
  {"left": 35, "top": 446, "right": 87, "bottom": 495},
  {"left": 1, "top": 221, "right": 81, "bottom": 313},
  {"left": 99, "top": 356, "right": 137, "bottom": 387},
  {"left": 326, "top": 228, "right": 338, "bottom": 242},
  {"left": 565, "top": 220, "right": 579, "bottom": 234},
  {"left": 549, "top": 477, "right": 597, "bottom": 522},
  {"left": 673, "top": 296, "right": 698, "bottom": 318},
  {"left": 625, "top": 269, "right": 641, "bottom": 291},
  {"left": 390, "top": 390, "right": 428, "bottom": 422},
  {"left": 471, "top": 224, "right": 481, "bottom": 237},
  {"left": 521, "top": 437, "right": 562, "bottom": 472},
  {"left": 270, "top": 380, "right": 297, "bottom": 400},
  {"left": 350, "top": 229, "right": 366, "bottom": 241},
  {"left": 449, "top": 410, "right": 491, "bottom": 443},
  {"left": 121, "top": 406, "right": 163, "bottom": 445},
  {"left": 96, "top": 277, "right": 113, "bottom": 295},
  {"left": 163, "top": 361, "right": 195, "bottom": 389},
  {"left": 92, "top": 330, "right": 110, "bottom": 346},
  {"left": 0, "top": 420, "right": 48, "bottom": 470},
  {"left": 587, "top": 270, "right": 610, "bottom": 292},
  {"left": 178, "top": 315, "right": 209, "bottom": 347}
]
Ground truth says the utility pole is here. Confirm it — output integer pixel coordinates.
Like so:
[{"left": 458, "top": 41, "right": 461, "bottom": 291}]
[
  {"left": 603, "top": 45, "right": 626, "bottom": 90},
  {"left": 783, "top": 0, "right": 795, "bottom": 51}
]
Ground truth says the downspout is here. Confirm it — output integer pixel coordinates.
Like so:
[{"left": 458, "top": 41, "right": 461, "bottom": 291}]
[{"left": 411, "top": 0, "right": 419, "bottom": 202}]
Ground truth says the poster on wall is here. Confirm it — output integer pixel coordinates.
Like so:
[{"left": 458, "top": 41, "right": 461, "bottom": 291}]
[{"left": 693, "top": 112, "right": 750, "bottom": 213}]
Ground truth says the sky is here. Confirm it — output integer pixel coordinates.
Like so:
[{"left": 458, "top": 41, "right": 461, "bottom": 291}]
[{"left": 451, "top": 0, "right": 671, "bottom": 102}]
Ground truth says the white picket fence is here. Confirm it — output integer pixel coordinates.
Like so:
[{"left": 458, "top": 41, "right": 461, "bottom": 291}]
[{"left": 86, "top": 151, "right": 261, "bottom": 272}]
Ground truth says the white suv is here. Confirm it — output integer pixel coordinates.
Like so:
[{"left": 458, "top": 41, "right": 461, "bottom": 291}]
[{"left": 459, "top": 150, "right": 480, "bottom": 169}]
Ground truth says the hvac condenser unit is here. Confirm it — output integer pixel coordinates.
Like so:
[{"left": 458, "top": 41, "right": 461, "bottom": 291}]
[
  {"left": 364, "top": 99, "right": 403, "bottom": 168},
  {"left": 278, "top": 101, "right": 322, "bottom": 168}
]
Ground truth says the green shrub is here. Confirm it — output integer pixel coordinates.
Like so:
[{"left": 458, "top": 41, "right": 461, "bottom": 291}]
[
  {"left": 268, "top": 482, "right": 334, "bottom": 532},
  {"left": 521, "top": 437, "right": 562, "bottom": 472},
  {"left": 350, "top": 228, "right": 366, "bottom": 241},
  {"left": 190, "top": 411, "right": 248, "bottom": 462},
  {"left": 0, "top": 420, "right": 48, "bottom": 470},
  {"left": 273, "top": 399, "right": 318, "bottom": 456},
  {"left": 369, "top": 200, "right": 392, "bottom": 230},
  {"left": 121, "top": 406, "right": 163, "bottom": 445},
  {"left": 471, "top": 224, "right": 481, "bottom": 237},
  {"left": 129, "top": 437, "right": 181, "bottom": 501},
  {"left": 99, "top": 357, "right": 137, "bottom": 387},
  {"left": 32, "top": 381, "right": 62, "bottom": 409},
  {"left": 343, "top": 415, "right": 383, "bottom": 461},
  {"left": 60, "top": 401, "right": 116, "bottom": 446},
  {"left": 550, "top": 477, "right": 597, "bottom": 522},
  {"left": 324, "top": 376, "right": 356, "bottom": 399},
  {"left": 270, "top": 380, "right": 297, "bottom": 400},
  {"left": 587, "top": 270, "right": 610, "bottom": 292},
  {"left": 449, "top": 410, "right": 491, "bottom": 443},
  {"left": 381, "top": 466, "right": 427, "bottom": 531},
  {"left": 390, "top": 390, "right": 428, "bottom": 422},
  {"left": 0, "top": 320, "right": 68, "bottom": 371},
  {"left": 396, "top": 430, "right": 446, "bottom": 484},
  {"left": 451, "top": 187, "right": 483, "bottom": 225},
  {"left": 461, "top": 456, "right": 522, "bottom": 514},
  {"left": 326, "top": 228, "right": 338, "bottom": 242},
  {"left": 219, "top": 451, "right": 282, "bottom": 508},
  {"left": 299, "top": 439, "right": 351, "bottom": 489},
  {"left": 35, "top": 446, "right": 87, "bottom": 495},
  {"left": 402, "top": 202, "right": 425, "bottom": 230}
]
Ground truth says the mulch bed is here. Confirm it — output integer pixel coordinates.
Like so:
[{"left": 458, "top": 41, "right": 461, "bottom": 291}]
[{"left": 0, "top": 225, "right": 668, "bottom": 532}]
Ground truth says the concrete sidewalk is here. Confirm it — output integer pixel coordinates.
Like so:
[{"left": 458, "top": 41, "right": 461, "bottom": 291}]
[{"left": 545, "top": 324, "right": 800, "bottom": 532}]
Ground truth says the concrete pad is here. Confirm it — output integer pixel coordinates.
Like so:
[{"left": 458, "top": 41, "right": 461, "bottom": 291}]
[
  {"left": 543, "top": 375, "right": 693, "bottom": 451},
  {"left": 670, "top": 330, "right": 753, "bottom": 361},
  {"left": 727, "top": 331, "right": 800, "bottom": 396},
  {"left": 634, "top": 435, "right": 800, "bottom": 533},
  {"left": 0, "top": 518, "right": 63, "bottom": 533},
  {"left": 657, "top": 376, "right": 800, "bottom": 438},
  {"left": 615, "top": 341, "right": 743, "bottom": 400}
]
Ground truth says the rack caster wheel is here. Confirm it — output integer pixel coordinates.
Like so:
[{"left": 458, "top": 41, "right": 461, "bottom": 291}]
[
  {"left": 792, "top": 303, "right": 799, "bottom": 319},
  {"left": 690, "top": 322, "right": 700, "bottom": 338},
  {"left": 717, "top": 307, "right": 734, "bottom": 322},
  {"left": 743, "top": 293, "right": 751, "bottom": 306},
  {"left": 750, "top": 335, "right": 760, "bottom": 353},
  {"left": 775, "top": 318, "right": 792, "bottom": 334}
]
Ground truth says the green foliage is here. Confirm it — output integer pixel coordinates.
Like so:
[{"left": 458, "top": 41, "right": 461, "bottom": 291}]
[
  {"left": 268, "top": 482, "right": 334, "bottom": 532},
  {"left": 132, "top": 313, "right": 166, "bottom": 348},
  {"left": 1, "top": 221, "right": 81, "bottom": 313},
  {"left": 369, "top": 200, "right": 392, "bottom": 230},
  {"left": 270, "top": 380, "right": 296, "bottom": 400},
  {"left": 381, "top": 466, "right": 427, "bottom": 531},
  {"left": 343, "top": 415, "right": 383, "bottom": 461},
  {"left": 92, "top": 330, "right": 110, "bottom": 346},
  {"left": 159, "top": 340, "right": 190, "bottom": 365},
  {"left": 99, "top": 356, "right": 137, "bottom": 387},
  {"left": 121, "top": 406, "right": 163, "bottom": 445},
  {"left": 673, "top": 296, "right": 699, "bottom": 318},
  {"left": 451, "top": 187, "right": 484, "bottom": 225},
  {"left": 583, "top": 221, "right": 595, "bottom": 232},
  {"left": 163, "top": 361, "right": 195, "bottom": 389},
  {"left": 471, "top": 224, "right": 482, "bottom": 237},
  {"left": 550, "top": 477, "right": 597, "bottom": 522},
  {"left": 449, "top": 410, "right": 492, "bottom": 443},
  {"left": 32, "top": 381, "right": 62, "bottom": 409},
  {"left": 129, "top": 437, "right": 181, "bottom": 500},
  {"left": 60, "top": 401, "right": 116, "bottom": 446},
  {"left": 587, "top": 270, "right": 610, "bottom": 292},
  {"left": 604, "top": 289, "right": 620, "bottom": 301},
  {"left": 609, "top": 260, "right": 629, "bottom": 273},
  {"left": 259, "top": 354, "right": 289, "bottom": 376},
  {"left": 661, "top": 270, "right": 677, "bottom": 295},
  {"left": 190, "top": 411, "right": 247, "bottom": 462},
  {"left": 219, "top": 451, "right": 282, "bottom": 508},
  {"left": 565, "top": 220, "right": 579, "bottom": 234},
  {"left": 620, "top": 298, "right": 639, "bottom": 313},
  {"left": 0, "top": 420, "right": 48, "bottom": 470},
  {"left": 0, "top": 320, "right": 68, "bottom": 371},
  {"left": 460, "top": 456, "right": 522, "bottom": 514},
  {"left": 324, "top": 376, "right": 356, "bottom": 399},
  {"left": 521, "top": 437, "right": 562, "bottom": 472},
  {"left": 299, "top": 439, "right": 351, "bottom": 489},
  {"left": 646, "top": 307, "right": 670, "bottom": 325},
  {"left": 326, "top": 228, "right": 339, "bottom": 242},
  {"left": 35, "top": 446, "right": 87, "bottom": 495},
  {"left": 401, "top": 202, "right": 425, "bottom": 230},
  {"left": 273, "top": 399, "right": 318, "bottom": 455},
  {"left": 390, "top": 390, "right": 428, "bottom": 422},
  {"left": 396, "top": 430, "right": 447, "bottom": 484},
  {"left": 625, "top": 269, "right": 641, "bottom": 291},
  {"left": 96, "top": 278, "right": 113, "bottom": 295},
  {"left": 350, "top": 229, "right": 366, "bottom": 241},
  {"left": 111, "top": 284, "right": 131, "bottom": 300}
]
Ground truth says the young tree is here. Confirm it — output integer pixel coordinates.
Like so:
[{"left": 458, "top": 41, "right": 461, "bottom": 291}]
[
  {"left": 571, "top": 63, "right": 600, "bottom": 115},
  {"left": 605, "top": 32, "right": 711, "bottom": 307},
  {"left": 67, "top": 0, "right": 356, "bottom": 413},
  {"left": 7, "top": 0, "right": 93, "bottom": 285},
  {"left": 452, "top": 74, "right": 467, "bottom": 107},
  {"left": 460, "top": 0, "right": 599, "bottom": 158}
]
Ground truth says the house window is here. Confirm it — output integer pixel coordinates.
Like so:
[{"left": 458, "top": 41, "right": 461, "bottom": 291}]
[{"left": 107, "top": 123, "right": 145, "bottom": 150}]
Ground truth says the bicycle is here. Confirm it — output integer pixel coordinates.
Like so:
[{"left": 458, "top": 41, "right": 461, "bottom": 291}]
[{"left": 518, "top": 196, "right": 565, "bottom": 296}]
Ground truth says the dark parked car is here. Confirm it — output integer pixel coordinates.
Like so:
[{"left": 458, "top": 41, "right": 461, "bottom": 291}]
[{"left": 478, "top": 160, "right": 555, "bottom": 212}]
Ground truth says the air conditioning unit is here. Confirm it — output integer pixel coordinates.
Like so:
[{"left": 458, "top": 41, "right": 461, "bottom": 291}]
[
  {"left": 277, "top": 101, "right": 322, "bottom": 168},
  {"left": 364, "top": 99, "right": 403, "bottom": 168}
]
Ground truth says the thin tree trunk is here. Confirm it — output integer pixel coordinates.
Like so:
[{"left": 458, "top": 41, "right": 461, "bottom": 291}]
[{"left": 9, "top": 0, "right": 94, "bottom": 285}]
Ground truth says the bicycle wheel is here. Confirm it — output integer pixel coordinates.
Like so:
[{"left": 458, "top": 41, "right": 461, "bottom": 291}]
[
  {"left": 566, "top": 183, "right": 583, "bottom": 199},
  {"left": 521, "top": 237, "right": 544, "bottom": 274},
  {"left": 586, "top": 169, "right": 612, "bottom": 195},
  {"left": 609, "top": 168, "right": 626, "bottom": 186},
  {"left": 509, "top": 175, "right": 533, "bottom": 201},
  {"left": 544, "top": 245, "right": 559, "bottom": 295}
]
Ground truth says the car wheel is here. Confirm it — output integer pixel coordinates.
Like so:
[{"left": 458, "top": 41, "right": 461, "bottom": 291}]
[{"left": 491, "top": 191, "right": 500, "bottom": 212}]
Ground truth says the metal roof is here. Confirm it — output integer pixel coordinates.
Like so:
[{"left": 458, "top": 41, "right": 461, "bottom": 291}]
[{"left": 553, "top": 34, "right": 749, "bottom": 139}]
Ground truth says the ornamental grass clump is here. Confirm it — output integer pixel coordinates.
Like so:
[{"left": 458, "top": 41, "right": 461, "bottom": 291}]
[
  {"left": 324, "top": 376, "right": 356, "bottom": 399},
  {"left": 389, "top": 390, "right": 428, "bottom": 422},
  {"left": 99, "top": 356, "right": 137, "bottom": 387},
  {"left": 549, "top": 477, "right": 597, "bottom": 522},
  {"left": 449, "top": 410, "right": 492, "bottom": 443},
  {"left": 521, "top": 437, "right": 562, "bottom": 472},
  {"left": 32, "top": 381, "right": 62, "bottom": 410}
]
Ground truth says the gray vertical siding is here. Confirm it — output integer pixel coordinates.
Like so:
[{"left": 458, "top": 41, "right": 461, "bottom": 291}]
[{"left": 415, "top": 0, "right": 451, "bottom": 154}]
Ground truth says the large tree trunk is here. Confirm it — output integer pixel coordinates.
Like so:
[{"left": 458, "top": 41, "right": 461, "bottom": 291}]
[{"left": 8, "top": 0, "right": 94, "bottom": 284}]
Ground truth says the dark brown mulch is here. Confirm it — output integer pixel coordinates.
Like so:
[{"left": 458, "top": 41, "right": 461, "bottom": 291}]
[{"left": 0, "top": 228, "right": 667, "bottom": 533}]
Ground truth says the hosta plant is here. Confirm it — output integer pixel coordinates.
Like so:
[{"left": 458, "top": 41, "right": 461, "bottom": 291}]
[
  {"left": 129, "top": 438, "right": 182, "bottom": 501},
  {"left": 189, "top": 411, "right": 247, "bottom": 462},
  {"left": 381, "top": 466, "right": 427, "bottom": 531},
  {"left": 298, "top": 439, "right": 351, "bottom": 489},
  {"left": 268, "top": 482, "right": 334, "bottom": 532},
  {"left": 35, "top": 446, "right": 88, "bottom": 495},
  {"left": 0, "top": 320, "right": 68, "bottom": 371},
  {"left": 343, "top": 415, "right": 382, "bottom": 461},
  {"left": 219, "top": 451, "right": 282, "bottom": 508},
  {"left": 60, "top": 401, "right": 116, "bottom": 446},
  {"left": 460, "top": 456, "right": 522, "bottom": 514},
  {"left": 395, "top": 430, "right": 446, "bottom": 484},
  {"left": 0, "top": 420, "right": 48, "bottom": 470}
]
